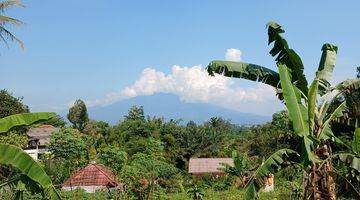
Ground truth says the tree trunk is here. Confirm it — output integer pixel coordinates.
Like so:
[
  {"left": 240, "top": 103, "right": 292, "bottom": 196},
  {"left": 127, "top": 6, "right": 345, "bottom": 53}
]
[{"left": 304, "top": 144, "right": 336, "bottom": 200}]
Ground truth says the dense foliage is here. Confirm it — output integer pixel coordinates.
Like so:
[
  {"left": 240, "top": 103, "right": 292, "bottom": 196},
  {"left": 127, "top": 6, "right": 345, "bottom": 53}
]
[{"left": 207, "top": 22, "right": 360, "bottom": 200}]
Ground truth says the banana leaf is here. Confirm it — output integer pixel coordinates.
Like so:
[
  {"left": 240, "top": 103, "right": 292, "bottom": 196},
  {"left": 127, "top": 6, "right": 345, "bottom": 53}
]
[
  {"left": 0, "top": 144, "right": 61, "bottom": 200},
  {"left": 0, "top": 112, "right": 55, "bottom": 133}
]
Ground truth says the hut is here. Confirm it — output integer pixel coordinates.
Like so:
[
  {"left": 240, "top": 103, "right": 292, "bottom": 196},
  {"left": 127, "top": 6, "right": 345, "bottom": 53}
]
[
  {"left": 24, "top": 125, "right": 59, "bottom": 160},
  {"left": 188, "top": 158, "right": 234, "bottom": 176},
  {"left": 62, "top": 162, "right": 121, "bottom": 193}
]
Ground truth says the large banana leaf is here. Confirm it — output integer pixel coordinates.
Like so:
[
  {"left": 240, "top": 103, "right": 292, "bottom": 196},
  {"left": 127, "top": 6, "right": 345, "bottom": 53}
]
[
  {"left": 0, "top": 112, "right": 55, "bottom": 133},
  {"left": 336, "top": 129, "right": 360, "bottom": 174},
  {"left": 318, "top": 101, "right": 346, "bottom": 141},
  {"left": 335, "top": 78, "right": 360, "bottom": 91},
  {"left": 316, "top": 44, "right": 338, "bottom": 94},
  {"left": 338, "top": 153, "right": 360, "bottom": 173},
  {"left": 207, "top": 60, "right": 280, "bottom": 88},
  {"left": 278, "top": 63, "right": 317, "bottom": 165},
  {"left": 267, "top": 22, "right": 308, "bottom": 95},
  {"left": 308, "top": 80, "right": 319, "bottom": 133},
  {"left": 353, "top": 128, "right": 360, "bottom": 155},
  {"left": 278, "top": 63, "right": 309, "bottom": 137},
  {"left": 244, "top": 149, "right": 299, "bottom": 200},
  {"left": 0, "top": 144, "right": 61, "bottom": 200}
]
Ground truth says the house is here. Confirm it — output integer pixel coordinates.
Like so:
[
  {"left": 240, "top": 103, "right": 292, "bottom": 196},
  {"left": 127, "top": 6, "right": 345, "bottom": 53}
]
[
  {"left": 62, "top": 162, "right": 122, "bottom": 193},
  {"left": 188, "top": 158, "right": 234, "bottom": 176},
  {"left": 24, "top": 125, "right": 59, "bottom": 160}
]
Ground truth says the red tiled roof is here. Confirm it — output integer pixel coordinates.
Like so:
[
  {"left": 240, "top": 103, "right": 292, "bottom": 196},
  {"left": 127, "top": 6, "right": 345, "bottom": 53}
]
[{"left": 62, "top": 163, "right": 119, "bottom": 187}]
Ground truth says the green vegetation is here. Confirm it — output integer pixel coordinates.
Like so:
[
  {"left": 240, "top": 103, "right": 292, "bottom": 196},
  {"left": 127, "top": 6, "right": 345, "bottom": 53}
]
[
  {"left": 67, "top": 99, "right": 89, "bottom": 131},
  {"left": 207, "top": 22, "right": 360, "bottom": 199},
  {"left": 0, "top": 113, "right": 60, "bottom": 200},
  {"left": 1, "top": 89, "right": 359, "bottom": 199},
  {"left": 1, "top": 1, "right": 360, "bottom": 199}
]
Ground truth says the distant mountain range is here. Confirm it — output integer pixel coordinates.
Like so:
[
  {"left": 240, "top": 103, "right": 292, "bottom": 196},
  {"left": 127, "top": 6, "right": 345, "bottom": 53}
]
[{"left": 87, "top": 93, "right": 270, "bottom": 125}]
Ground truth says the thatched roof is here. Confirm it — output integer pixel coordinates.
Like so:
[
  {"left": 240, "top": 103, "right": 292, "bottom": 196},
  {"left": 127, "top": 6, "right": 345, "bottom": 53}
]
[
  {"left": 188, "top": 158, "right": 234, "bottom": 174},
  {"left": 26, "top": 125, "right": 59, "bottom": 146},
  {"left": 62, "top": 163, "right": 119, "bottom": 187}
]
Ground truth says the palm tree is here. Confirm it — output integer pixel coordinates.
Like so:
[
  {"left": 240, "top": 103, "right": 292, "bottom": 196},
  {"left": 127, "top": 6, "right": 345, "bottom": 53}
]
[
  {"left": 0, "top": 0, "right": 24, "bottom": 49},
  {"left": 207, "top": 22, "right": 360, "bottom": 199},
  {"left": 0, "top": 113, "right": 62, "bottom": 200}
]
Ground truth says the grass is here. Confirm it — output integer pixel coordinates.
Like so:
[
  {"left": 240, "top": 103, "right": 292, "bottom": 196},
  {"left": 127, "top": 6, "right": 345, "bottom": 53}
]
[{"left": 169, "top": 186, "right": 292, "bottom": 200}]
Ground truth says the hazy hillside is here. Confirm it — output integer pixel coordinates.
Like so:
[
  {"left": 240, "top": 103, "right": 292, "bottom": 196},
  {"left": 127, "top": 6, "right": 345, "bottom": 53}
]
[{"left": 88, "top": 93, "right": 270, "bottom": 125}]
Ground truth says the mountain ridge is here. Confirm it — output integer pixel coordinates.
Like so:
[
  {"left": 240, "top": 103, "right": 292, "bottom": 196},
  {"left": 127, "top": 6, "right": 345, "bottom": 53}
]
[{"left": 87, "top": 93, "right": 270, "bottom": 125}]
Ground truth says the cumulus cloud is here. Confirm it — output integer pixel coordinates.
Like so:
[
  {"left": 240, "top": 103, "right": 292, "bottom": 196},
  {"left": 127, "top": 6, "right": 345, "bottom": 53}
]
[
  {"left": 85, "top": 65, "right": 281, "bottom": 115},
  {"left": 79, "top": 48, "right": 284, "bottom": 115},
  {"left": 225, "top": 48, "right": 242, "bottom": 61}
]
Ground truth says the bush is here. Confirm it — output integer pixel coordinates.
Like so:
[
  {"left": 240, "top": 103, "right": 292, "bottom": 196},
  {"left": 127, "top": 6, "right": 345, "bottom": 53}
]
[{"left": 212, "top": 176, "right": 233, "bottom": 191}]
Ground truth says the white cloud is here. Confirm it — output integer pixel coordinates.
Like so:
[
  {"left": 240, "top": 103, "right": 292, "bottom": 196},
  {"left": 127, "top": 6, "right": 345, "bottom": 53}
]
[
  {"left": 225, "top": 48, "right": 242, "bottom": 61},
  {"left": 85, "top": 65, "right": 282, "bottom": 115}
]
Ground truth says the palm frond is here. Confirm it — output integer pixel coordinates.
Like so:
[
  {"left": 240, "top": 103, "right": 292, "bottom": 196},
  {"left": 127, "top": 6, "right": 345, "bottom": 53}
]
[
  {"left": 0, "top": 25, "right": 23, "bottom": 48},
  {"left": 0, "top": 15, "right": 24, "bottom": 26},
  {"left": 0, "top": 0, "right": 24, "bottom": 12}
]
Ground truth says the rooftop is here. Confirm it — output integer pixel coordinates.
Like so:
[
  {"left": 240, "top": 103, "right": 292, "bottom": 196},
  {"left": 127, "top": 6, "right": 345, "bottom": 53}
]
[
  {"left": 26, "top": 125, "right": 59, "bottom": 146},
  {"left": 188, "top": 158, "right": 234, "bottom": 174},
  {"left": 62, "top": 163, "right": 119, "bottom": 187}
]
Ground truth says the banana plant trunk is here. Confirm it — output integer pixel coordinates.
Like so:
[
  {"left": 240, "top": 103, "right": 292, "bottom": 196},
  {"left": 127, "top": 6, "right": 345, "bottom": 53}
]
[{"left": 304, "top": 144, "right": 336, "bottom": 200}]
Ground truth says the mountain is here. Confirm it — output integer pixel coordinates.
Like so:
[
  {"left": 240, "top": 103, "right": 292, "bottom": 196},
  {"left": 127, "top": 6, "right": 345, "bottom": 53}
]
[{"left": 88, "top": 93, "right": 270, "bottom": 125}]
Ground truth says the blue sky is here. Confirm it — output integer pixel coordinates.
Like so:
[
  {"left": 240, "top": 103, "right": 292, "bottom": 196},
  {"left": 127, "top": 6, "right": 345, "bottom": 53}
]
[{"left": 1, "top": 1, "right": 359, "bottom": 115}]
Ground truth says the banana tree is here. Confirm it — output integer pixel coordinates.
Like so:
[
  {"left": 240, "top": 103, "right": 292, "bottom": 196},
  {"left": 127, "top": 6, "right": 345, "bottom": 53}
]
[
  {"left": 220, "top": 150, "right": 250, "bottom": 188},
  {"left": 207, "top": 22, "right": 360, "bottom": 199},
  {"left": 0, "top": 112, "right": 62, "bottom": 200}
]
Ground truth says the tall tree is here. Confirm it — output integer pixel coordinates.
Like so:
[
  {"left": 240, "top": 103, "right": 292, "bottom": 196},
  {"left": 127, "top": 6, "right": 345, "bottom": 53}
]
[
  {"left": 0, "top": 90, "right": 29, "bottom": 118},
  {"left": 357, "top": 66, "right": 360, "bottom": 78},
  {"left": 0, "top": 0, "right": 24, "bottom": 49},
  {"left": 207, "top": 22, "right": 360, "bottom": 199},
  {"left": 125, "top": 105, "right": 145, "bottom": 121},
  {"left": 67, "top": 99, "right": 89, "bottom": 131}
]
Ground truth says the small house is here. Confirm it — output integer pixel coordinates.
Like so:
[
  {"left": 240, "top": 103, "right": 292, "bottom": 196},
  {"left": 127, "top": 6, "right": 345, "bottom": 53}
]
[
  {"left": 24, "top": 125, "right": 59, "bottom": 160},
  {"left": 62, "top": 162, "right": 121, "bottom": 193},
  {"left": 188, "top": 158, "right": 234, "bottom": 176}
]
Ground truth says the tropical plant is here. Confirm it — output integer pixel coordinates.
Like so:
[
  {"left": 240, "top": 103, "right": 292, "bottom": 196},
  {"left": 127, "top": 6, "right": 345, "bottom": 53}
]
[
  {"left": 187, "top": 185, "right": 205, "bottom": 200},
  {"left": 220, "top": 150, "right": 250, "bottom": 188},
  {"left": 0, "top": 112, "right": 61, "bottom": 200},
  {"left": 334, "top": 128, "right": 360, "bottom": 197},
  {"left": 0, "top": 0, "right": 24, "bottom": 48},
  {"left": 0, "top": 90, "right": 29, "bottom": 118},
  {"left": 120, "top": 153, "right": 179, "bottom": 199},
  {"left": 207, "top": 21, "right": 360, "bottom": 199},
  {"left": 0, "top": 131, "right": 27, "bottom": 147}
]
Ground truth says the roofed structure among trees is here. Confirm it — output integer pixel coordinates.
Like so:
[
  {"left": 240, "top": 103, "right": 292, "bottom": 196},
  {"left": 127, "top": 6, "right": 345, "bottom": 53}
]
[
  {"left": 62, "top": 163, "right": 121, "bottom": 193},
  {"left": 188, "top": 158, "right": 234, "bottom": 176}
]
